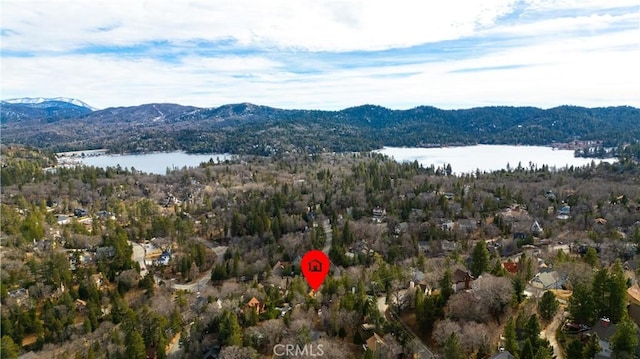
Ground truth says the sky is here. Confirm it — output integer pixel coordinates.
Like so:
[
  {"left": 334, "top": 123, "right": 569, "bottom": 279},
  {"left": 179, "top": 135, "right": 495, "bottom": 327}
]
[{"left": 1, "top": 0, "right": 639, "bottom": 110}]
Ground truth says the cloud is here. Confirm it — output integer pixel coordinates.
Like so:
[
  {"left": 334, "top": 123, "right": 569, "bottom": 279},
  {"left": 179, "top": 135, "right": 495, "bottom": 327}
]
[
  {"left": 1, "top": 0, "right": 521, "bottom": 52},
  {"left": 0, "top": 0, "right": 638, "bottom": 109}
]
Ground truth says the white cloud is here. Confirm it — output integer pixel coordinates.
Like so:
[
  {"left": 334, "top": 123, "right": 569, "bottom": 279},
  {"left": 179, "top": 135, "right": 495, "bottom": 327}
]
[
  {"left": 2, "top": 0, "right": 520, "bottom": 52},
  {"left": 1, "top": 0, "right": 638, "bottom": 109}
]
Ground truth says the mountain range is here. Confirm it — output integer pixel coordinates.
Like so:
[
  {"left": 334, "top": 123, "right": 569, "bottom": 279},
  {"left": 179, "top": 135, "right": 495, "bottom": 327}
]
[{"left": 1, "top": 98, "right": 638, "bottom": 155}]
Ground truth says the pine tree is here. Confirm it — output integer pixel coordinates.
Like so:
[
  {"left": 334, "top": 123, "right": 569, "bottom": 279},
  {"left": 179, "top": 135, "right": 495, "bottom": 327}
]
[
  {"left": 125, "top": 330, "right": 147, "bottom": 359},
  {"left": 608, "top": 259, "right": 627, "bottom": 323},
  {"left": 503, "top": 318, "right": 519, "bottom": 358},
  {"left": 470, "top": 241, "right": 490, "bottom": 277},
  {"left": 566, "top": 339, "right": 583, "bottom": 359},
  {"left": 524, "top": 315, "right": 541, "bottom": 348},
  {"left": 520, "top": 339, "right": 534, "bottom": 359},
  {"left": 443, "top": 332, "right": 464, "bottom": 359},
  {"left": 611, "top": 315, "right": 639, "bottom": 358},
  {"left": 591, "top": 268, "right": 609, "bottom": 319},
  {"left": 513, "top": 276, "right": 525, "bottom": 304},
  {"left": 439, "top": 269, "right": 454, "bottom": 303},
  {"left": 584, "top": 247, "right": 599, "bottom": 267},
  {"left": 1, "top": 336, "right": 20, "bottom": 359},
  {"left": 568, "top": 283, "right": 595, "bottom": 324},
  {"left": 219, "top": 310, "right": 242, "bottom": 346},
  {"left": 538, "top": 291, "right": 559, "bottom": 320}
]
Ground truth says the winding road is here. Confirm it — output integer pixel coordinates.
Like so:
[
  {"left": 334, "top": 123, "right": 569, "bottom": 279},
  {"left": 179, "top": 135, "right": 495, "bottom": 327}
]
[{"left": 129, "top": 239, "right": 227, "bottom": 292}]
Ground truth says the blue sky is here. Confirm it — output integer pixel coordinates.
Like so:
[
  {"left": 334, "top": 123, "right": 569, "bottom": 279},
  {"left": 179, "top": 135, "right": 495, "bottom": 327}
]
[{"left": 1, "top": 0, "right": 638, "bottom": 110}]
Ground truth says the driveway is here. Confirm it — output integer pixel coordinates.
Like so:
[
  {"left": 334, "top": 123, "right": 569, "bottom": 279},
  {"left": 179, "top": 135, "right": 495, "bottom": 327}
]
[
  {"left": 129, "top": 241, "right": 148, "bottom": 277},
  {"left": 541, "top": 310, "right": 566, "bottom": 359}
]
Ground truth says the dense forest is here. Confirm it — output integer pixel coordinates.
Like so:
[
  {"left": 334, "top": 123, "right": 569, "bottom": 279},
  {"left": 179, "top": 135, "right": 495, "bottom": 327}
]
[
  {"left": 1, "top": 144, "right": 639, "bottom": 359},
  {"left": 2, "top": 101, "right": 638, "bottom": 156}
]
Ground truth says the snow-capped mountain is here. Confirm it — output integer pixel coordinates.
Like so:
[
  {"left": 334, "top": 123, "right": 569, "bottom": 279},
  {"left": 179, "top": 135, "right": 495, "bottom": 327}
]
[{"left": 2, "top": 97, "right": 98, "bottom": 111}]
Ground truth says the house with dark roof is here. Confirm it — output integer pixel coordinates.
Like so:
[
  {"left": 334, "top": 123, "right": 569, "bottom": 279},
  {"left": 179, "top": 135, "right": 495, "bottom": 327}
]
[
  {"left": 588, "top": 318, "right": 617, "bottom": 359},
  {"left": 453, "top": 269, "right": 474, "bottom": 292}
]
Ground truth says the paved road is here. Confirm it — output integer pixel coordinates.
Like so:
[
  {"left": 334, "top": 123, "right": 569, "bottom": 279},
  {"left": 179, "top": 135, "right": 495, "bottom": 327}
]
[
  {"left": 171, "top": 245, "right": 227, "bottom": 292},
  {"left": 322, "top": 219, "right": 332, "bottom": 254},
  {"left": 129, "top": 241, "right": 148, "bottom": 277}
]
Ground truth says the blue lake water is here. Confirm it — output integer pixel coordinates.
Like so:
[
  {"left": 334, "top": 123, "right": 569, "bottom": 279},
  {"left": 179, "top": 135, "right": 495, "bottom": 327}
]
[
  {"left": 71, "top": 145, "right": 616, "bottom": 176},
  {"left": 76, "top": 152, "right": 232, "bottom": 175},
  {"left": 375, "top": 145, "right": 616, "bottom": 174}
]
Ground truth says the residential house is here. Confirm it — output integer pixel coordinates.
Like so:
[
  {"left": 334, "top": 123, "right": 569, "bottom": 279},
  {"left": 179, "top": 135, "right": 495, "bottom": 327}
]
[
  {"left": 90, "top": 273, "right": 104, "bottom": 289},
  {"left": 458, "top": 219, "right": 478, "bottom": 233},
  {"left": 513, "top": 232, "right": 527, "bottom": 240},
  {"left": 530, "top": 270, "right": 565, "bottom": 290},
  {"left": 557, "top": 205, "right": 571, "bottom": 216},
  {"left": 530, "top": 221, "right": 543, "bottom": 236},
  {"left": 441, "top": 220, "right": 455, "bottom": 231},
  {"left": 372, "top": 207, "right": 386, "bottom": 223},
  {"left": 417, "top": 241, "right": 431, "bottom": 255},
  {"left": 395, "top": 222, "right": 409, "bottom": 235},
  {"left": 272, "top": 261, "right": 290, "bottom": 277},
  {"left": 56, "top": 214, "right": 71, "bottom": 225},
  {"left": 7, "top": 288, "right": 29, "bottom": 307},
  {"left": 155, "top": 250, "right": 171, "bottom": 266},
  {"left": 588, "top": 318, "right": 617, "bottom": 359},
  {"left": 365, "top": 332, "right": 386, "bottom": 353},
  {"left": 96, "top": 210, "right": 116, "bottom": 220},
  {"left": 246, "top": 297, "right": 265, "bottom": 314},
  {"left": 441, "top": 240, "right": 458, "bottom": 253},
  {"left": 96, "top": 246, "right": 116, "bottom": 259},
  {"left": 453, "top": 269, "right": 474, "bottom": 292},
  {"left": 502, "top": 261, "right": 519, "bottom": 275},
  {"left": 74, "top": 208, "right": 88, "bottom": 217},
  {"left": 75, "top": 299, "right": 88, "bottom": 314}
]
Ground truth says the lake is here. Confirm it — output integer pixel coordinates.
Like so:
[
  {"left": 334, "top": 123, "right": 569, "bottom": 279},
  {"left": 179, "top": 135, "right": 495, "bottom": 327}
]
[
  {"left": 374, "top": 145, "right": 616, "bottom": 174},
  {"left": 71, "top": 146, "right": 615, "bottom": 176},
  {"left": 75, "top": 152, "right": 232, "bottom": 175}
]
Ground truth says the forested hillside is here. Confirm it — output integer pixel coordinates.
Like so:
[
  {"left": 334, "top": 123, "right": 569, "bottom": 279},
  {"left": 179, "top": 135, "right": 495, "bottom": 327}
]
[{"left": 1, "top": 102, "right": 638, "bottom": 155}]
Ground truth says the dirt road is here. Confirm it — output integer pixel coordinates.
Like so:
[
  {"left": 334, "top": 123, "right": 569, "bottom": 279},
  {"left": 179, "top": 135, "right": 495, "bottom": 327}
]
[{"left": 541, "top": 310, "right": 565, "bottom": 359}]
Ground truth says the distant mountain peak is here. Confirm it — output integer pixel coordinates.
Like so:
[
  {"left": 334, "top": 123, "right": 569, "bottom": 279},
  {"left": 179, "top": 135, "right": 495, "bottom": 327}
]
[{"left": 2, "top": 97, "right": 98, "bottom": 111}]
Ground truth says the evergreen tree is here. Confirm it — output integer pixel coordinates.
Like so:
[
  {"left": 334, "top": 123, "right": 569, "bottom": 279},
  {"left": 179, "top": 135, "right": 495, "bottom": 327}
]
[
  {"left": 443, "top": 332, "right": 464, "bottom": 359},
  {"left": 608, "top": 259, "right": 627, "bottom": 323},
  {"left": 533, "top": 346, "right": 553, "bottom": 359},
  {"left": 584, "top": 247, "right": 599, "bottom": 267},
  {"left": 611, "top": 316, "right": 639, "bottom": 359},
  {"left": 125, "top": 330, "right": 147, "bottom": 359},
  {"left": 470, "top": 241, "right": 490, "bottom": 277},
  {"left": 439, "top": 269, "right": 454, "bottom": 303},
  {"left": 591, "top": 268, "right": 609, "bottom": 319},
  {"left": 524, "top": 315, "right": 541, "bottom": 348},
  {"left": 582, "top": 333, "right": 601, "bottom": 359},
  {"left": 520, "top": 339, "right": 534, "bottom": 359},
  {"left": 568, "top": 283, "right": 594, "bottom": 324},
  {"left": 513, "top": 276, "right": 525, "bottom": 304},
  {"left": 219, "top": 310, "right": 242, "bottom": 346},
  {"left": 538, "top": 291, "right": 559, "bottom": 320},
  {"left": 1, "top": 336, "right": 20, "bottom": 359},
  {"left": 503, "top": 317, "right": 519, "bottom": 358},
  {"left": 566, "top": 339, "right": 583, "bottom": 359}
]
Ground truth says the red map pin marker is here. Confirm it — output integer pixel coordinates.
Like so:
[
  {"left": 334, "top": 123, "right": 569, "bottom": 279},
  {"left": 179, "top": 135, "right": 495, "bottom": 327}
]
[{"left": 301, "top": 250, "right": 330, "bottom": 291}]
